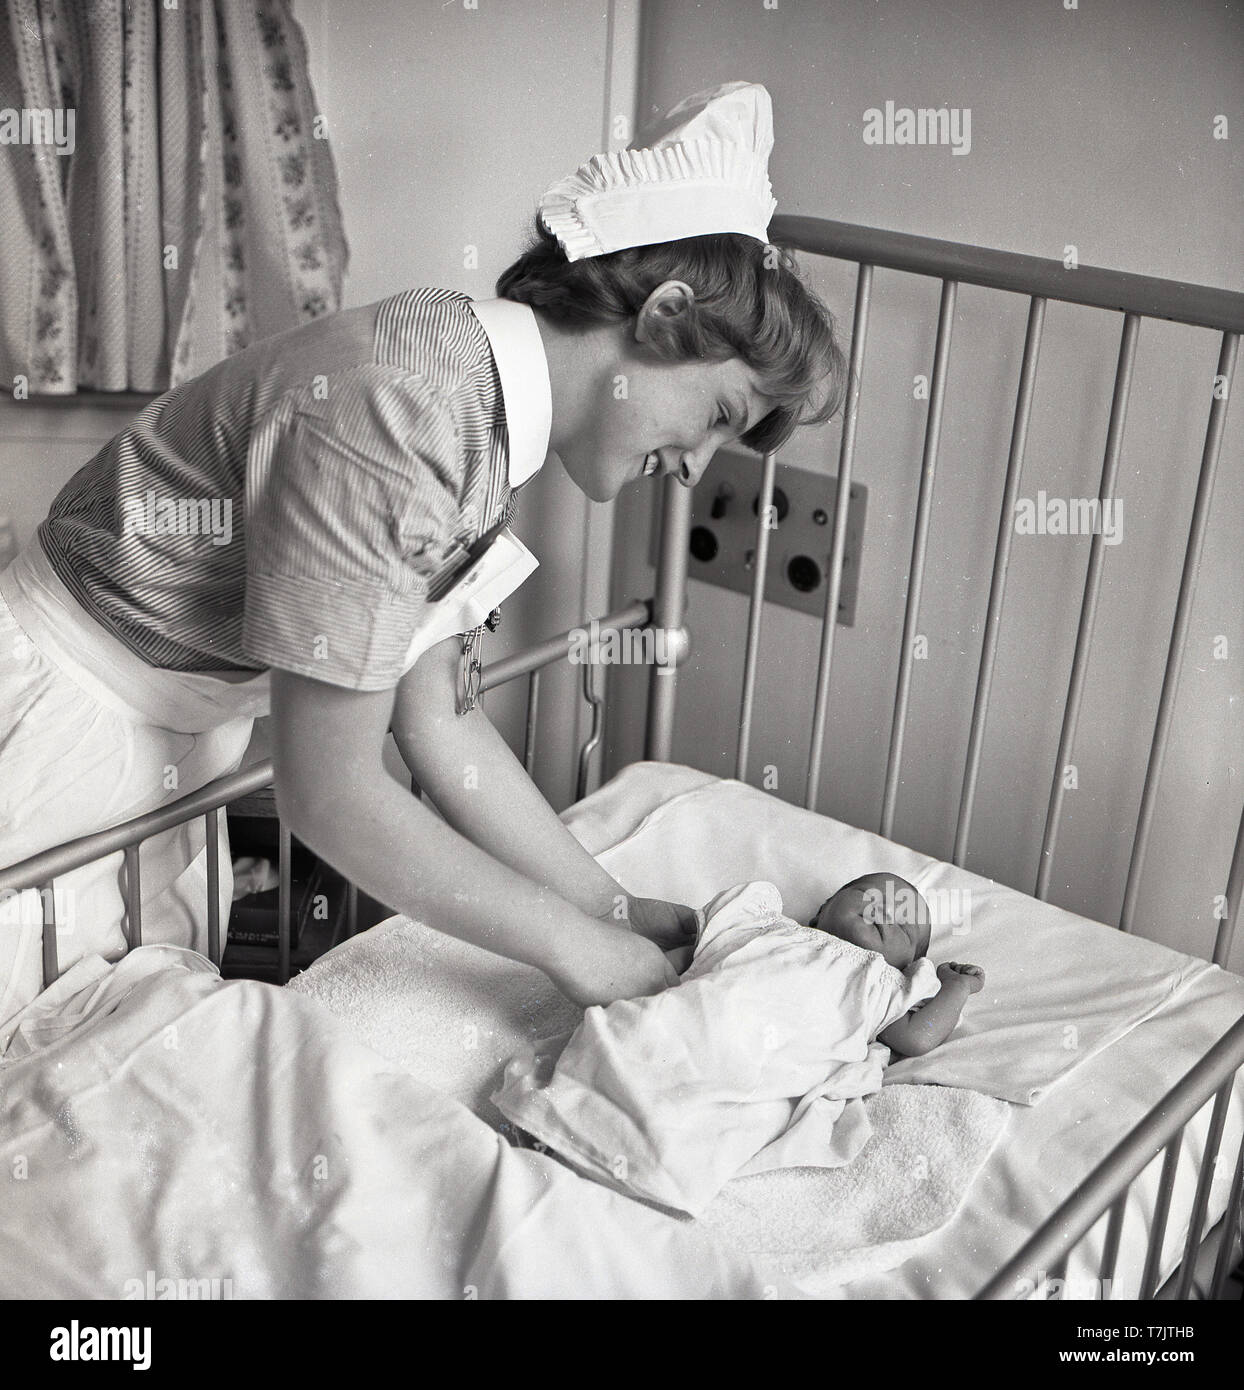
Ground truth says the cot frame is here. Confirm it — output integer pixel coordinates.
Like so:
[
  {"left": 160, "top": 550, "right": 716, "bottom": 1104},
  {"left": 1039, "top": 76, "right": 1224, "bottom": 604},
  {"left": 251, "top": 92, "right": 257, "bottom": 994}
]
[{"left": 2, "top": 215, "right": 1243, "bottom": 1301}]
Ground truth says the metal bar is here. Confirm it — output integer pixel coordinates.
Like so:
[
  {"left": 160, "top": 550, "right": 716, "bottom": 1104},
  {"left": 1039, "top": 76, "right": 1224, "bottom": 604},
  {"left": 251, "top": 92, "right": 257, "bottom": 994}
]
[
  {"left": 735, "top": 450, "right": 778, "bottom": 781},
  {"left": 205, "top": 809, "right": 221, "bottom": 967},
  {"left": 0, "top": 388, "right": 161, "bottom": 410},
  {"left": 1212, "top": 801, "right": 1244, "bottom": 967},
  {"left": 1036, "top": 313, "right": 1140, "bottom": 900},
  {"left": 39, "top": 881, "right": 57, "bottom": 988},
  {"left": 123, "top": 843, "right": 142, "bottom": 949},
  {"left": 523, "top": 669, "right": 541, "bottom": 776},
  {"left": 481, "top": 601, "right": 650, "bottom": 693},
  {"left": 278, "top": 823, "right": 291, "bottom": 985},
  {"left": 954, "top": 296, "right": 1046, "bottom": 865},
  {"left": 1046, "top": 1252, "right": 1069, "bottom": 1289},
  {"left": 576, "top": 656, "right": 603, "bottom": 801},
  {"left": 976, "top": 1009, "right": 1244, "bottom": 1297},
  {"left": 1209, "top": 1131, "right": 1244, "bottom": 1298},
  {"left": 645, "top": 478, "right": 693, "bottom": 761},
  {"left": 1120, "top": 331, "right": 1239, "bottom": 932},
  {"left": 1139, "top": 1135, "right": 1183, "bottom": 1298},
  {"left": 769, "top": 215, "right": 1244, "bottom": 334},
  {"left": 0, "top": 761, "right": 276, "bottom": 894},
  {"left": 0, "top": 604, "right": 655, "bottom": 898},
  {"left": 1098, "top": 1194, "right": 1127, "bottom": 1295},
  {"left": 806, "top": 262, "right": 873, "bottom": 810},
  {"left": 881, "top": 278, "right": 957, "bottom": 838},
  {"left": 1175, "top": 1082, "right": 1233, "bottom": 1298}
]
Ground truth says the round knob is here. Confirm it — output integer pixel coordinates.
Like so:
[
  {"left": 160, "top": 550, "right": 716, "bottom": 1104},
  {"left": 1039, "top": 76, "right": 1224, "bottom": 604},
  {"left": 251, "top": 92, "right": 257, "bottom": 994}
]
[
  {"left": 689, "top": 525, "right": 719, "bottom": 562},
  {"left": 751, "top": 487, "right": 790, "bottom": 523},
  {"left": 787, "top": 555, "right": 822, "bottom": 593}
]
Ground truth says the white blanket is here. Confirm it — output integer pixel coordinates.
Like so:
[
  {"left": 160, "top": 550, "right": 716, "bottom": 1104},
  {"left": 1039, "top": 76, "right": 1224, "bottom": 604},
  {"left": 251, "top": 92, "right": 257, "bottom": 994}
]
[
  {"left": 284, "top": 764, "right": 1226, "bottom": 1291},
  {"left": 288, "top": 913, "right": 583, "bottom": 1129},
  {"left": 491, "top": 881, "right": 943, "bottom": 1216},
  {"left": 586, "top": 775, "right": 1213, "bottom": 1104},
  {"left": 0, "top": 947, "right": 789, "bottom": 1300}
]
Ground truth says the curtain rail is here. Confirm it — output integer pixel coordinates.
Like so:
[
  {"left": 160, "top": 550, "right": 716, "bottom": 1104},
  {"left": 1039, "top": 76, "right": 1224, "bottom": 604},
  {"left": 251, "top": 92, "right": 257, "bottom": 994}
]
[{"left": 770, "top": 216, "right": 1244, "bottom": 334}]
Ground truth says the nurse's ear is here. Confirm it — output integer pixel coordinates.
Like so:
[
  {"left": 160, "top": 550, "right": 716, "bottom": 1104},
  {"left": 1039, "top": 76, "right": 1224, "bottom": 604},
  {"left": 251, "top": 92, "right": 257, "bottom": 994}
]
[{"left": 633, "top": 280, "right": 697, "bottom": 353}]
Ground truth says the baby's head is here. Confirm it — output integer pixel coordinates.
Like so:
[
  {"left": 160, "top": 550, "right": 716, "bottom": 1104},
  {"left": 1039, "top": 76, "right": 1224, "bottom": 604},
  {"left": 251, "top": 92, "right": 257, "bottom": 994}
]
[{"left": 808, "top": 872, "right": 931, "bottom": 970}]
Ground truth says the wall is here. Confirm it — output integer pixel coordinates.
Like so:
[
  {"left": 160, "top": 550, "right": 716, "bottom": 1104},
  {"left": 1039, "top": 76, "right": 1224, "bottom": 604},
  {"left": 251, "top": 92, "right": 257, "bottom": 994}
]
[
  {"left": 0, "top": 399, "right": 138, "bottom": 558},
  {"left": 605, "top": 0, "right": 1244, "bottom": 970},
  {"left": 0, "top": 0, "right": 643, "bottom": 814}
]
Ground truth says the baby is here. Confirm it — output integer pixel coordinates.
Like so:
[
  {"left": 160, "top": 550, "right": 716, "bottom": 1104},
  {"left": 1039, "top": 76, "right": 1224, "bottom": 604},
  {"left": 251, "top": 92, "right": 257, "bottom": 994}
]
[
  {"left": 499, "top": 876, "right": 986, "bottom": 1214},
  {"left": 808, "top": 871, "right": 984, "bottom": 1057}
]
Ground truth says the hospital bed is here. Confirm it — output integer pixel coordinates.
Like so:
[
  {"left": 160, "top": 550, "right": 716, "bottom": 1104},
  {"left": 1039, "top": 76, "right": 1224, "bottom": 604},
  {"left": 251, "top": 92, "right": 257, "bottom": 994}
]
[{"left": 1, "top": 213, "right": 1241, "bottom": 1300}]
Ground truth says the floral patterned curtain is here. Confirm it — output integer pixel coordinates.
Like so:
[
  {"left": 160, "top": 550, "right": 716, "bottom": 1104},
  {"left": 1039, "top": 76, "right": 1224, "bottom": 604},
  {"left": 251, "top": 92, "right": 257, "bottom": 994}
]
[{"left": 0, "top": 0, "right": 348, "bottom": 395}]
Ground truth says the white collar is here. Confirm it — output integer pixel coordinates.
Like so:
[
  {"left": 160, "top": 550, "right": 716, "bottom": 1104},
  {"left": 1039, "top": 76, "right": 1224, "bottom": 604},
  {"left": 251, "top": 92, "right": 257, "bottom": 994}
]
[{"left": 467, "top": 297, "right": 553, "bottom": 488}]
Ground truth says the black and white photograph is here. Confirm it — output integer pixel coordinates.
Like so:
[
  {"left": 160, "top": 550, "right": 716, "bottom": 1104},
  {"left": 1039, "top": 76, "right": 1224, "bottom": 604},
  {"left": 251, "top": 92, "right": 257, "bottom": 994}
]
[{"left": 0, "top": 0, "right": 1241, "bottom": 1343}]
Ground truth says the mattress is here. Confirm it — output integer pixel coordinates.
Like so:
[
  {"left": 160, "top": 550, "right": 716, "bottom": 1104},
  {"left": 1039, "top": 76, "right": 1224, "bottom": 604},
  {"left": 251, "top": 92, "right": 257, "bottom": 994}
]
[{"left": 291, "top": 762, "right": 1244, "bottom": 1298}]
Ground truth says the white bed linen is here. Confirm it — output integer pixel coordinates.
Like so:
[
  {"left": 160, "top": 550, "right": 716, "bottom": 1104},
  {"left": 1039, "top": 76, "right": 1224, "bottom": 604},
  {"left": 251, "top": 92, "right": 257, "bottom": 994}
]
[
  {"left": 0, "top": 944, "right": 789, "bottom": 1300},
  {"left": 294, "top": 761, "right": 1244, "bottom": 1298},
  {"left": 569, "top": 764, "right": 1244, "bottom": 1298},
  {"left": 581, "top": 772, "right": 1214, "bottom": 1105}
]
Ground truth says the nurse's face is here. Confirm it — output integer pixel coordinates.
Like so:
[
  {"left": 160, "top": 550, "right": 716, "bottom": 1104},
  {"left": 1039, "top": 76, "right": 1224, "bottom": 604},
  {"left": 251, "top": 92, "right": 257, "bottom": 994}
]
[{"left": 554, "top": 281, "right": 772, "bottom": 503}]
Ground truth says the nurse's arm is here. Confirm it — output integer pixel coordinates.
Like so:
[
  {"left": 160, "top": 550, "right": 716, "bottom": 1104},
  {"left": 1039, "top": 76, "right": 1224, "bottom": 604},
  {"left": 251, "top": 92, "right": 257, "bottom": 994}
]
[
  {"left": 269, "top": 666, "right": 678, "bottom": 1005},
  {"left": 389, "top": 637, "right": 626, "bottom": 921}
]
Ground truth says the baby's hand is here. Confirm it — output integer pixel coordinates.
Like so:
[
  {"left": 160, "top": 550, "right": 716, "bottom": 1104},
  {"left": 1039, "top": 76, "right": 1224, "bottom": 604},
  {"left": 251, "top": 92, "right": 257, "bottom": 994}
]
[{"left": 937, "top": 961, "right": 985, "bottom": 993}]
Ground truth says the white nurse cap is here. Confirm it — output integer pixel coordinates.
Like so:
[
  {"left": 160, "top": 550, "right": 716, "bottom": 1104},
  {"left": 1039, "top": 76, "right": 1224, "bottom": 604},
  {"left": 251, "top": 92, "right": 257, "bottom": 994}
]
[{"left": 537, "top": 80, "right": 778, "bottom": 262}]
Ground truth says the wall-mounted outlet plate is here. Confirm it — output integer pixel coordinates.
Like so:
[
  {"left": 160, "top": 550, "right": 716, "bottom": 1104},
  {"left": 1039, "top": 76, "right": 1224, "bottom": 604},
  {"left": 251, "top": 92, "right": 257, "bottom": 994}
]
[{"left": 649, "top": 452, "right": 867, "bottom": 625}]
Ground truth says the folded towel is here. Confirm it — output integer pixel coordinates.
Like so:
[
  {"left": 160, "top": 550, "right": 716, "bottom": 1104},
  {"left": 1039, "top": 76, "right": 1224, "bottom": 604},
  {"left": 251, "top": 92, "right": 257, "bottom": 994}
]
[{"left": 698, "top": 1082, "right": 1010, "bottom": 1293}]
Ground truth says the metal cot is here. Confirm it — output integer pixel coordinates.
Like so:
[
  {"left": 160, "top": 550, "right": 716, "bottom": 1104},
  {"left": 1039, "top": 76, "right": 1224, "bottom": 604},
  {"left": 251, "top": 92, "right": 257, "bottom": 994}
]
[{"left": 2, "top": 213, "right": 1241, "bottom": 1301}]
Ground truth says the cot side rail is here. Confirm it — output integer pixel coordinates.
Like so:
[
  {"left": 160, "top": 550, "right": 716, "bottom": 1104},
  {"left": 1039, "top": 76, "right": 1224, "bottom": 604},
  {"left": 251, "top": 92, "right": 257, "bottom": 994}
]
[
  {"left": 975, "top": 1011, "right": 1244, "bottom": 1299},
  {"left": 769, "top": 215, "right": 1244, "bottom": 333},
  {"left": 0, "top": 602, "right": 654, "bottom": 983}
]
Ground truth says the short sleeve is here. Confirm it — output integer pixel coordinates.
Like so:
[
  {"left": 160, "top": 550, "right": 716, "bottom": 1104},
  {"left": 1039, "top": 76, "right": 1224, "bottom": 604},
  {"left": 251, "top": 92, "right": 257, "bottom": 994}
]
[
  {"left": 876, "top": 955, "right": 941, "bottom": 1033},
  {"left": 242, "top": 365, "right": 466, "bottom": 689}
]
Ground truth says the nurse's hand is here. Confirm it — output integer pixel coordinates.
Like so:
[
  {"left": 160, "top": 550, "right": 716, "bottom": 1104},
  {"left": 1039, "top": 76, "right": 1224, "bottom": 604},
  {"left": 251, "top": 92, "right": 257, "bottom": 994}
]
[
  {"left": 546, "top": 920, "right": 679, "bottom": 1008},
  {"left": 624, "top": 896, "right": 700, "bottom": 949}
]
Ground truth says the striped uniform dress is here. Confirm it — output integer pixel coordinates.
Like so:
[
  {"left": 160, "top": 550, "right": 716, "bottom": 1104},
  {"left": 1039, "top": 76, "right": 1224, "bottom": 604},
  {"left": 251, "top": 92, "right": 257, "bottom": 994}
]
[{"left": 39, "top": 287, "right": 520, "bottom": 705}]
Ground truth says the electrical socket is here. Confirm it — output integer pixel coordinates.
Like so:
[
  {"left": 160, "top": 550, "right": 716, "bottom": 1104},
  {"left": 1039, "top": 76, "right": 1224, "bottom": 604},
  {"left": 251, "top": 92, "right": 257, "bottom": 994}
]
[{"left": 648, "top": 451, "right": 867, "bottom": 625}]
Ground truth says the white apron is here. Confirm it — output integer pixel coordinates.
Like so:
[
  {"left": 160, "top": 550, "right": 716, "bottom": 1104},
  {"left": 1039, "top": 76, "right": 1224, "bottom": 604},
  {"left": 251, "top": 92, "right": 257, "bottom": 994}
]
[{"left": 0, "top": 519, "right": 537, "bottom": 1039}]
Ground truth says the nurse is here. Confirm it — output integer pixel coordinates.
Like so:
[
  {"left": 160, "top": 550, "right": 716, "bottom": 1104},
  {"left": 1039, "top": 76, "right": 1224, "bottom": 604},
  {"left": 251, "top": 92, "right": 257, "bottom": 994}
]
[{"left": 0, "top": 82, "right": 846, "bottom": 1025}]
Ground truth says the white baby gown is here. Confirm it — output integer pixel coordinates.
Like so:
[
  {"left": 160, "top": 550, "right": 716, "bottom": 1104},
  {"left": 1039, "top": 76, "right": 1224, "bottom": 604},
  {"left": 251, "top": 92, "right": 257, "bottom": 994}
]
[{"left": 492, "top": 880, "right": 940, "bottom": 1216}]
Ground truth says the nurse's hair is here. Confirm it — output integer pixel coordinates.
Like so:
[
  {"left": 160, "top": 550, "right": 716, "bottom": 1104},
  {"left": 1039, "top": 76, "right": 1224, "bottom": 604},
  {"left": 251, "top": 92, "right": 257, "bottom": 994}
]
[{"left": 495, "top": 219, "right": 848, "bottom": 455}]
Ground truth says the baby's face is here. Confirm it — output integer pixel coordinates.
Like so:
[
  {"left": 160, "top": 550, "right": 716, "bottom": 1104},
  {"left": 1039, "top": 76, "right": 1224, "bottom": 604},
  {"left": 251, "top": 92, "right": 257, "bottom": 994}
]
[{"left": 809, "top": 873, "right": 930, "bottom": 970}]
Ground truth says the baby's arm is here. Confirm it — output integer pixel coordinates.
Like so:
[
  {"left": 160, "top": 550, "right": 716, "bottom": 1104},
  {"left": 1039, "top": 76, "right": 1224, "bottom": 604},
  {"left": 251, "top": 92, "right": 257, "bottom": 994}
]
[{"left": 878, "top": 963, "right": 984, "bottom": 1057}]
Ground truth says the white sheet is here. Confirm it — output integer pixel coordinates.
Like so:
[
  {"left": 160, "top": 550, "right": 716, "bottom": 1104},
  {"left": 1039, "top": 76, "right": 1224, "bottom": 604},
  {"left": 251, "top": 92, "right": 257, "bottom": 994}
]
[
  {"left": 294, "top": 761, "right": 1244, "bottom": 1298},
  {"left": 0, "top": 944, "right": 790, "bottom": 1300},
  {"left": 583, "top": 774, "right": 1213, "bottom": 1105},
  {"left": 566, "top": 764, "right": 1244, "bottom": 1298}
]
